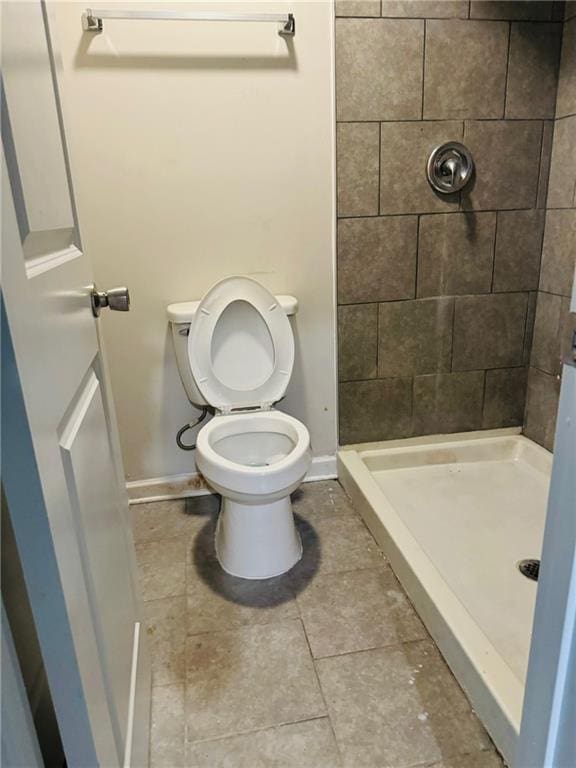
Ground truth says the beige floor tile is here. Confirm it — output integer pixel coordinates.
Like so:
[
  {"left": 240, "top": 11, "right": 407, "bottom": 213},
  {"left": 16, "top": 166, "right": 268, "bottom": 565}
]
[
  {"left": 136, "top": 538, "right": 187, "bottom": 601},
  {"left": 185, "top": 620, "right": 325, "bottom": 743},
  {"left": 145, "top": 596, "right": 186, "bottom": 686},
  {"left": 185, "top": 718, "right": 342, "bottom": 767},
  {"left": 150, "top": 684, "right": 185, "bottom": 767},
  {"left": 297, "top": 515, "right": 385, "bottom": 578},
  {"left": 187, "top": 560, "right": 299, "bottom": 634},
  {"left": 130, "top": 496, "right": 219, "bottom": 545},
  {"left": 317, "top": 640, "right": 491, "bottom": 768},
  {"left": 430, "top": 750, "right": 505, "bottom": 768},
  {"left": 292, "top": 481, "right": 357, "bottom": 522},
  {"left": 297, "top": 567, "right": 427, "bottom": 658}
]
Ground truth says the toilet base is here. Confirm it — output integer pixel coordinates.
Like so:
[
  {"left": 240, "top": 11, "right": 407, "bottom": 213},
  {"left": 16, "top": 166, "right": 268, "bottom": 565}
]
[{"left": 215, "top": 495, "right": 302, "bottom": 580}]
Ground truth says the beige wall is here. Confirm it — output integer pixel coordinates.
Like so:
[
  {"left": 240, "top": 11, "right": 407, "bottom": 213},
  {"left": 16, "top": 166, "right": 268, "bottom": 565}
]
[{"left": 52, "top": 1, "right": 337, "bottom": 481}]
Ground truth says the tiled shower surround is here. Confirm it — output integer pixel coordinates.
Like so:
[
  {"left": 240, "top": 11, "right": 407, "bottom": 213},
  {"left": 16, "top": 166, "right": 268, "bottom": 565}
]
[
  {"left": 525, "top": 4, "right": 576, "bottom": 449},
  {"left": 336, "top": 0, "right": 576, "bottom": 447}
]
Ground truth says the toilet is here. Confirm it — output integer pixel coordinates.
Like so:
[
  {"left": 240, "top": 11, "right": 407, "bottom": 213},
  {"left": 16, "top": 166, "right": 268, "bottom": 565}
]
[{"left": 167, "top": 276, "right": 311, "bottom": 579}]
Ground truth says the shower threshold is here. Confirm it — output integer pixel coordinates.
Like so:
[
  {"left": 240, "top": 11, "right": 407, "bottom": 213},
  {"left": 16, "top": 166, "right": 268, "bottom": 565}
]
[{"left": 338, "top": 428, "right": 551, "bottom": 767}]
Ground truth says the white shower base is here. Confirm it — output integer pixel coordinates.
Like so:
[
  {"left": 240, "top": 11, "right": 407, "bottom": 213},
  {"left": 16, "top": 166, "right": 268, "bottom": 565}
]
[{"left": 338, "top": 428, "right": 551, "bottom": 766}]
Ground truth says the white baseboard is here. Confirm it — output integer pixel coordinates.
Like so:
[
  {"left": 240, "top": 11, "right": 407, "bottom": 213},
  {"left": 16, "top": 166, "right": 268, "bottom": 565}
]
[{"left": 127, "top": 454, "right": 338, "bottom": 505}]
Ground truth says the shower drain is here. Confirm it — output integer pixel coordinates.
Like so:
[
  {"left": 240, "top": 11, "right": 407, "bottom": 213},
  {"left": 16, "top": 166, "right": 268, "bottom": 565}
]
[{"left": 518, "top": 559, "right": 540, "bottom": 581}]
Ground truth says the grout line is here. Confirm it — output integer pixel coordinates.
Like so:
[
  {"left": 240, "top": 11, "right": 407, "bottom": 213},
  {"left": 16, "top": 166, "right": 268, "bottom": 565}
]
[
  {"left": 377, "top": 122, "right": 382, "bottom": 215},
  {"left": 414, "top": 215, "right": 421, "bottom": 301},
  {"left": 299, "top": 618, "right": 345, "bottom": 765},
  {"left": 336, "top": 205, "right": 537, "bottom": 222},
  {"left": 336, "top": 117, "right": 553, "bottom": 123},
  {"left": 480, "top": 369, "right": 488, "bottom": 424},
  {"left": 421, "top": 20, "right": 426, "bottom": 120},
  {"left": 313, "top": 636, "right": 432, "bottom": 665},
  {"left": 490, "top": 211, "right": 499, "bottom": 292},
  {"left": 375, "top": 300, "right": 381, "bottom": 378},
  {"left": 338, "top": 287, "right": 534, "bottom": 311},
  {"left": 186, "top": 713, "right": 332, "bottom": 750},
  {"left": 449, "top": 296, "right": 457, "bottom": 372},
  {"left": 502, "top": 22, "right": 512, "bottom": 119}
]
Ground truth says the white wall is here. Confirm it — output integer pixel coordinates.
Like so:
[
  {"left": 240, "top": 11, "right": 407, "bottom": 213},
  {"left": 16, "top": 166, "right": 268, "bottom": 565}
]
[{"left": 52, "top": 0, "right": 337, "bottom": 481}]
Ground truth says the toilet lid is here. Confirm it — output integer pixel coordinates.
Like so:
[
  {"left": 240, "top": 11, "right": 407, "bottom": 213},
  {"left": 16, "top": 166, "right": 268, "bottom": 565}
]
[{"left": 187, "top": 276, "right": 295, "bottom": 412}]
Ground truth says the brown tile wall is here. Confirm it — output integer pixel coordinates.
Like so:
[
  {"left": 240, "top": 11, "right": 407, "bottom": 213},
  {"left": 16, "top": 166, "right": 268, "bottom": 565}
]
[
  {"left": 335, "top": 0, "right": 568, "bottom": 446},
  {"left": 524, "top": 5, "right": 576, "bottom": 451}
]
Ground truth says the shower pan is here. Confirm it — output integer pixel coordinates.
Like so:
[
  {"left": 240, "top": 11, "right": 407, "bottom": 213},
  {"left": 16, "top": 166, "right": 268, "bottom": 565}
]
[{"left": 338, "top": 428, "right": 551, "bottom": 766}]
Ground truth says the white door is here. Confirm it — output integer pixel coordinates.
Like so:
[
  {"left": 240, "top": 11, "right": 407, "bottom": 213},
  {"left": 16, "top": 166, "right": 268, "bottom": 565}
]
[
  {"left": 1, "top": 2, "right": 150, "bottom": 766},
  {"left": 518, "top": 274, "right": 576, "bottom": 768}
]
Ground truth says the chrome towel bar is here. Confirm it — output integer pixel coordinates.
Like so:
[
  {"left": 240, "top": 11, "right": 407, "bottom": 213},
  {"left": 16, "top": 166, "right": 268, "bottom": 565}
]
[{"left": 81, "top": 8, "right": 295, "bottom": 36}]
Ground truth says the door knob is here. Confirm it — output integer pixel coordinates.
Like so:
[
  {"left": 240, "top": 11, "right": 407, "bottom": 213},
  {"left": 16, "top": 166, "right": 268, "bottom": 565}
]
[{"left": 91, "top": 285, "right": 130, "bottom": 317}]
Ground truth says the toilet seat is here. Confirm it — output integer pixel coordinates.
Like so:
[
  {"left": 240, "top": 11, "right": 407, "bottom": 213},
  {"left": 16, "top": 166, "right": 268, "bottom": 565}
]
[
  {"left": 196, "top": 410, "right": 311, "bottom": 498},
  {"left": 188, "top": 276, "right": 295, "bottom": 413}
]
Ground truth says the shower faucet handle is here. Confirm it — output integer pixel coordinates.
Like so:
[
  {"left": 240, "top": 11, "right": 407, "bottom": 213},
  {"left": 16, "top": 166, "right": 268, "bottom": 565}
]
[{"left": 427, "top": 142, "right": 474, "bottom": 194}]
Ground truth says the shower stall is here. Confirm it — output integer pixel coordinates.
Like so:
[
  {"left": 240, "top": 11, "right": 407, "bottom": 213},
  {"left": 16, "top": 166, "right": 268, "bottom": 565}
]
[{"left": 335, "top": 2, "right": 576, "bottom": 764}]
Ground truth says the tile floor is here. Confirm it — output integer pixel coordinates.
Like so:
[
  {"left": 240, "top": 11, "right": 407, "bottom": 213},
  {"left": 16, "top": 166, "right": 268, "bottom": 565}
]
[{"left": 131, "top": 481, "right": 506, "bottom": 768}]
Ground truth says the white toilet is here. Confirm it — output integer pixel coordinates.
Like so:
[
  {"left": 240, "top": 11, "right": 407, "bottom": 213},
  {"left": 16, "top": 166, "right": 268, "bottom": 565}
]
[{"left": 167, "top": 276, "right": 312, "bottom": 579}]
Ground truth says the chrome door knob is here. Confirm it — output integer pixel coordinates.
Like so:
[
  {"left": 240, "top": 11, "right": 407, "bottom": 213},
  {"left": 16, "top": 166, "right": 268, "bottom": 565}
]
[{"left": 91, "top": 285, "right": 130, "bottom": 317}]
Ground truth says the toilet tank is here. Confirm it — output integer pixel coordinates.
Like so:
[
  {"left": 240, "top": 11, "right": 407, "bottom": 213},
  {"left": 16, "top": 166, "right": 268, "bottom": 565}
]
[{"left": 167, "top": 295, "right": 298, "bottom": 407}]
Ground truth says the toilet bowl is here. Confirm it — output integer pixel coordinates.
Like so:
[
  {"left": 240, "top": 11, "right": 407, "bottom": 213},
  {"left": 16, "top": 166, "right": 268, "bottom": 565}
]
[
  {"left": 167, "top": 276, "right": 312, "bottom": 579},
  {"left": 196, "top": 410, "right": 311, "bottom": 578}
]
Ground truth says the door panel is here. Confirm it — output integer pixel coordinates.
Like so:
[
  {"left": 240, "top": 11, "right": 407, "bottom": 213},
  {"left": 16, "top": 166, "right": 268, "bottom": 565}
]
[
  {"left": 2, "top": 1, "right": 76, "bottom": 259},
  {"left": 59, "top": 368, "right": 136, "bottom": 751},
  {"left": 1, "top": 1, "right": 150, "bottom": 764}
]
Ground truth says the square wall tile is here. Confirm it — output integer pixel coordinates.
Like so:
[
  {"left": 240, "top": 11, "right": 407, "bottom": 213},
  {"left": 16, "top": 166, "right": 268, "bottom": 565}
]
[
  {"left": 338, "top": 216, "right": 417, "bottom": 303},
  {"left": 336, "top": 0, "right": 381, "bottom": 16},
  {"left": 317, "top": 641, "right": 491, "bottom": 768},
  {"left": 338, "top": 303, "right": 378, "bottom": 381},
  {"left": 505, "top": 22, "right": 562, "bottom": 119},
  {"left": 337, "top": 123, "right": 380, "bottom": 217},
  {"left": 413, "top": 371, "right": 485, "bottom": 434},
  {"left": 540, "top": 209, "right": 576, "bottom": 296},
  {"left": 470, "top": 1, "right": 552, "bottom": 20},
  {"left": 547, "top": 115, "right": 576, "bottom": 208},
  {"left": 339, "top": 378, "right": 412, "bottom": 444},
  {"left": 483, "top": 368, "right": 528, "bottom": 428},
  {"left": 531, "top": 291, "right": 565, "bottom": 376},
  {"left": 377, "top": 298, "right": 453, "bottom": 377},
  {"left": 524, "top": 367, "right": 561, "bottom": 451},
  {"left": 380, "top": 121, "right": 463, "bottom": 214},
  {"left": 493, "top": 210, "right": 545, "bottom": 293},
  {"left": 417, "top": 212, "right": 496, "bottom": 297},
  {"left": 336, "top": 19, "right": 424, "bottom": 120},
  {"left": 380, "top": 1, "right": 468, "bottom": 17},
  {"left": 556, "top": 17, "right": 576, "bottom": 119},
  {"left": 452, "top": 293, "right": 529, "bottom": 370},
  {"left": 424, "top": 20, "right": 508, "bottom": 119},
  {"left": 462, "top": 121, "right": 542, "bottom": 210}
]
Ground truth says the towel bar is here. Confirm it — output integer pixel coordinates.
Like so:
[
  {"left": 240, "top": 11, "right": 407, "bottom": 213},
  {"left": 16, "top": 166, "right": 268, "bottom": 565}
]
[{"left": 81, "top": 8, "right": 296, "bottom": 37}]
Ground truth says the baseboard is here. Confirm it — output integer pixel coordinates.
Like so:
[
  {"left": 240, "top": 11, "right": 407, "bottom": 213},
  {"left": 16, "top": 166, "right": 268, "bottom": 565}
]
[{"left": 127, "top": 454, "right": 338, "bottom": 504}]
